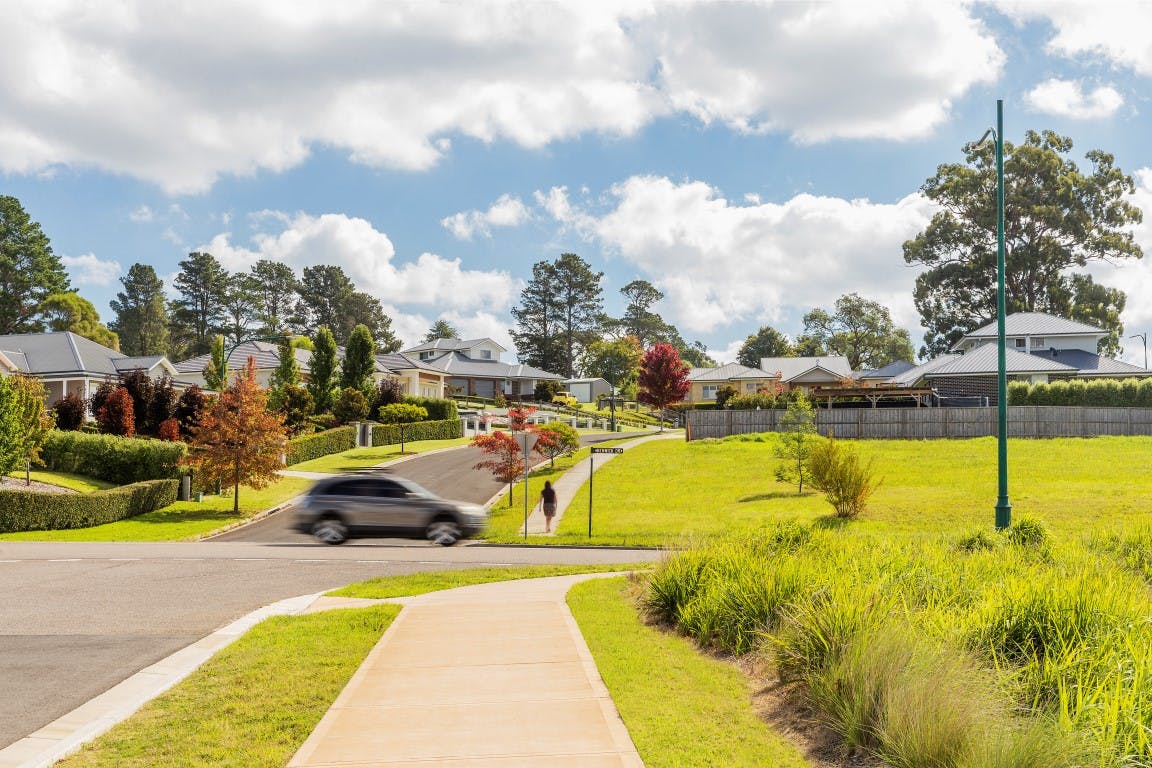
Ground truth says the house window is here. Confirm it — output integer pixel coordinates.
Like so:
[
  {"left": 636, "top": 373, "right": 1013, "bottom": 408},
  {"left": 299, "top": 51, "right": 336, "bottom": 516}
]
[
  {"left": 478, "top": 350, "right": 492, "bottom": 359},
  {"left": 1015, "top": 338, "right": 1026, "bottom": 348},
  {"left": 746, "top": 382, "right": 756, "bottom": 391},
  {"left": 1031, "top": 337, "right": 1044, "bottom": 347},
  {"left": 702, "top": 384, "right": 718, "bottom": 399}
]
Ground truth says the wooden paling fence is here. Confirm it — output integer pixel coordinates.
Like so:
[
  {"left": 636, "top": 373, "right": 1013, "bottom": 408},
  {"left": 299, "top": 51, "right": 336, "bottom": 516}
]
[{"left": 687, "top": 406, "right": 1152, "bottom": 441}]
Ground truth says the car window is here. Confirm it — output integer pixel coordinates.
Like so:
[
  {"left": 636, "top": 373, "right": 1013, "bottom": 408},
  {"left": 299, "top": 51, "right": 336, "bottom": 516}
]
[
  {"left": 370, "top": 479, "right": 408, "bottom": 498},
  {"left": 324, "top": 479, "right": 374, "bottom": 496}
]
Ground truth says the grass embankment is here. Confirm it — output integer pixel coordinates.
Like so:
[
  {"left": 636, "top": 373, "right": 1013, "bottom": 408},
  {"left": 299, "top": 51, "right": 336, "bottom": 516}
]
[
  {"left": 289, "top": 437, "right": 472, "bottom": 473},
  {"left": 3, "top": 470, "right": 115, "bottom": 492},
  {"left": 537, "top": 434, "right": 1152, "bottom": 544},
  {"left": 58, "top": 605, "right": 399, "bottom": 768},
  {"left": 642, "top": 525, "right": 1152, "bottom": 767},
  {"left": 0, "top": 476, "right": 312, "bottom": 541},
  {"left": 570, "top": 576, "right": 812, "bottom": 767}
]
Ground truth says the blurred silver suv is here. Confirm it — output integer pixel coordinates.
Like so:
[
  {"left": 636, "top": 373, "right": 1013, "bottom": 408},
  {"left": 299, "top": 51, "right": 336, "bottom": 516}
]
[{"left": 295, "top": 473, "right": 488, "bottom": 546}]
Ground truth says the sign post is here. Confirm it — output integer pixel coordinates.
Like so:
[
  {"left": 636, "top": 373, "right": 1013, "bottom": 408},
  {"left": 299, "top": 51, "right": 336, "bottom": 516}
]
[
  {"left": 517, "top": 431, "right": 539, "bottom": 540},
  {"left": 588, "top": 447, "right": 624, "bottom": 538}
]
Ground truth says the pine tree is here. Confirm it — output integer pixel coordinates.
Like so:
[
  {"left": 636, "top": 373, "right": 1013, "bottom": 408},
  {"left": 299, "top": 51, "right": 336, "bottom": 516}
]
[
  {"left": 110, "top": 263, "right": 169, "bottom": 356},
  {"left": 423, "top": 320, "right": 460, "bottom": 343},
  {"left": 170, "top": 251, "right": 229, "bottom": 357},
  {"left": 249, "top": 260, "right": 301, "bottom": 335},
  {"left": 0, "top": 196, "right": 71, "bottom": 334},
  {"left": 510, "top": 260, "right": 564, "bottom": 373},
  {"left": 551, "top": 253, "right": 604, "bottom": 378}
]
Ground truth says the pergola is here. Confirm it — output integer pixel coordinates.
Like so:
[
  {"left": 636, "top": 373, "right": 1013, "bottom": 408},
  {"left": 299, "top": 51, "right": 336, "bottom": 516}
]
[{"left": 807, "top": 386, "right": 935, "bottom": 409}]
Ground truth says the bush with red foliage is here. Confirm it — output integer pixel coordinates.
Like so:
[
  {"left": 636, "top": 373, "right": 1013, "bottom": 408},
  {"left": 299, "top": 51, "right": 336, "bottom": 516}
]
[
  {"left": 53, "top": 392, "right": 89, "bottom": 431},
  {"left": 96, "top": 386, "right": 135, "bottom": 436},
  {"left": 157, "top": 417, "right": 181, "bottom": 441}
]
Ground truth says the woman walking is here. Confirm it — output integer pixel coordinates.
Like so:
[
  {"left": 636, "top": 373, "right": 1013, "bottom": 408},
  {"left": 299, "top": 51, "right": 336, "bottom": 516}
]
[{"left": 541, "top": 480, "right": 557, "bottom": 533}]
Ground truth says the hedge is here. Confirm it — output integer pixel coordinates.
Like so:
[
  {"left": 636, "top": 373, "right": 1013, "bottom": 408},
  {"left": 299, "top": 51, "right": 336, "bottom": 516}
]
[
  {"left": 401, "top": 396, "right": 459, "bottom": 421},
  {"left": 40, "top": 431, "right": 186, "bottom": 484},
  {"left": 372, "top": 418, "right": 462, "bottom": 446},
  {"left": 1007, "top": 377, "right": 1152, "bottom": 407},
  {"left": 285, "top": 426, "right": 357, "bottom": 466},
  {"left": 0, "top": 479, "right": 179, "bottom": 533}
]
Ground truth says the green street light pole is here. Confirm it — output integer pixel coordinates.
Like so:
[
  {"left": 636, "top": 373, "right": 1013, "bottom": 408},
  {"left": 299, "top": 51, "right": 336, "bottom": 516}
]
[{"left": 993, "top": 99, "right": 1012, "bottom": 530}]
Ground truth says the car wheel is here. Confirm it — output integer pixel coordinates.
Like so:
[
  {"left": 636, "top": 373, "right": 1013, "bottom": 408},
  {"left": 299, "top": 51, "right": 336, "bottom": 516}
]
[
  {"left": 426, "top": 519, "right": 462, "bottom": 546},
  {"left": 312, "top": 517, "right": 348, "bottom": 545}
]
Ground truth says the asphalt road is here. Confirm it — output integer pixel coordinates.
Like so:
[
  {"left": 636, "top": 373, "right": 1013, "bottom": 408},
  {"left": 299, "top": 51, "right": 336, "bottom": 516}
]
[{"left": 213, "top": 434, "right": 623, "bottom": 544}]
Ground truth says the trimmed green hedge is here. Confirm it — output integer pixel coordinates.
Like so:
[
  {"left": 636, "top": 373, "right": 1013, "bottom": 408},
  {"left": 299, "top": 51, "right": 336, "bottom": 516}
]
[
  {"left": 372, "top": 418, "right": 462, "bottom": 446},
  {"left": 285, "top": 426, "right": 357, "bottom": 466},
  {"left": 40, "top": 432, "right": 186, "bottom": 484},
  {"left": 1007, "top": 377, "right": 1152, "bottom": 407},
  {"left": 401, "top": 396, "right": 459, "bottom": 421},
  {"left": 0, "top": 479, "right": 179, "bottom": 532}
]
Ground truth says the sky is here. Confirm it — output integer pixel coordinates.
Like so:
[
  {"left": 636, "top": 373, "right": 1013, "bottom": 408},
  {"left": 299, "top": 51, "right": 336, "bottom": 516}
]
[{"left": 3, "top": 0, "right": 1152, "bottom": 366}]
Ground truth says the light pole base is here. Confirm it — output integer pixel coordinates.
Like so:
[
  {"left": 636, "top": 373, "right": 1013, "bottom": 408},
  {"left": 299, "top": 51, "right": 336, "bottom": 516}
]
[{"left": 995, "top": 500, "right": 1012, "bottom": 530}]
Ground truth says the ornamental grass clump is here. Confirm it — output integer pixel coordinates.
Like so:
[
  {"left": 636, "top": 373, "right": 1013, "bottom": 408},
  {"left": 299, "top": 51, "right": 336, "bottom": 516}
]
[{"left": 806, "top": 434, "right": 880, "bottom": 519}]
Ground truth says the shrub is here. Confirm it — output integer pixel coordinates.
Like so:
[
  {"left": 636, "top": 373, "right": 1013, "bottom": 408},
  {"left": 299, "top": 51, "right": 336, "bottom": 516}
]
[
  {"left": 372, "top": 376, "right": 404, "bottom": 412},
  {"left": 714, "top": 385, "right": 738, "bottom": 408},
  {"left": 96, "top": 386, "right": 135, "bottom": 436},
  {"left": 1028, "top": 382, "right": 1051, "bottom": 406},
  {"left": 1007, "top": 381, "right": 1030, "bottom": 406},
  {"left": 493, "top": 390, "right": 507, "bottom": 408},
  {"left": 40, "top": 431, "right": 186, "bottom": 484},
  {"left": 371, "top": 418, "right": 461, "bottom": 447},
  {"left": 534, "top": 379, "right": 561, "bottom": 401},
  {"left": 726, "top": 392, "right": 780, "bottom": 410},
  {"left": 157, "top": 417, "right": 181, "bottom": 441},
  {"left": 957, "top": 529, "right": 1000, "bottom": 553},
  {"left": 118, "top": 368, "right": 155, "bottom": 435},
  {"left": 0, "top": 479, "right": 179, "bottom": 532},
  {"left": 807, "top": 434, "right": 879, "bottom": 518},
  {"left": 175, "top": 385, "right": 208, "bottom": 439},
  {"left": 53, "top": 392, "right": 88, "bottom": 431},
  {"left": 1004, "top": 516, "right": 1051, "bottom": 549},
  {"left": 275, "top": 383, "right": 315, "bottom": 436},
  {"left": 285, "top": 426, "right": 357, "bottom": 466},
  {"left": 332, "top": 387, "right": 369, "bottom": 424},
  {"left": 149, "top": 375, "right": 178, "bottom": 433},
  {"left": 401, "top": 396, "right": 459, "bottom": 421}
]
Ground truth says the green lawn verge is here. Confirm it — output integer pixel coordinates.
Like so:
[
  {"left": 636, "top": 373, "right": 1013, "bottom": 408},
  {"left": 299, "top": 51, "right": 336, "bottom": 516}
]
[
  {"left": 568, "top": 576, "right": 812, "bottom": 767},
  {"left": 289, "top": 437, "right": 472, "bottom": 473},
  {"left": 58, "top": 605, "right": 399, "bottom": 768},
  {"left": 537, "top": 434, "right": 1152, "bottom": 544},
  {"left": 3, "top": 470, "right": 115, "bottom": 492},
  {"left": 329, "top": 563, "right": 649, "bottom": 598},
  {"left": 0, "top": 476, "right": 312, "bottom": 542}
]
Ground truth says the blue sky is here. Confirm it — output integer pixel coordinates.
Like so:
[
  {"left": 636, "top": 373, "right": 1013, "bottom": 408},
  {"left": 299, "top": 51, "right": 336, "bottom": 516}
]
[{"left": 3, "top": 1, "right": 1152, "bottom": 365}]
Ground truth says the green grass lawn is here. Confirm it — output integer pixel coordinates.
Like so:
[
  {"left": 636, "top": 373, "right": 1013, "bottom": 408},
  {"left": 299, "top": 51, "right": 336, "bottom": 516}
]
[
  {"left": 289, "top": 437, "right": 472, "bottom": 473},
  {"left": 57, "top": 605, "right": 399, "bottom": 768},
  {"left": 569, "top": 576, "right": 812, "bottom": 767},
  {"left": 329, "top": 563, "right": 648, "bottom": 598},
  {"left": 3, "top": 470, "right": 114, "bottom": 492},
  {"left": 527, "top": 434, "right": 1152, "bottom": 545},
  {"left": 0, "top": 475, "right": 313, "bottom": 542}
]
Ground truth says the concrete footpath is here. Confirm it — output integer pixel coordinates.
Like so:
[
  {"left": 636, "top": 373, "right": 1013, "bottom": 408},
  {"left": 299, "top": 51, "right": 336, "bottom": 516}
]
[{"left": 289, "top": 574, "right": 644, "bottom": 767}]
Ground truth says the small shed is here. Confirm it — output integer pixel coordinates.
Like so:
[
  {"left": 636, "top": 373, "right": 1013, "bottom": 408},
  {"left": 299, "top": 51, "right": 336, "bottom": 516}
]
[{"left": 563, "top": 377, "right": 611, "bottom": 403}]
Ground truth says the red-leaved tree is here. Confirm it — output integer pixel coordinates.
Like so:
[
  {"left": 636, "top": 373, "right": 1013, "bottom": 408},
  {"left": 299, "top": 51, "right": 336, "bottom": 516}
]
[
  {"left": 97, "top": 386, "right": 135, "bottom": 436},
  {"left": 472, "top": 430, "right": 524, "bottom": 504},
  {"left": 637, "top": 343, "right": 690, "bottom": 432},
  {"left": 185, "top": 359, "right": 287, "bottom": 513},
  {"left": 507, "top": 404, "right": 537, "bottom": 432}
]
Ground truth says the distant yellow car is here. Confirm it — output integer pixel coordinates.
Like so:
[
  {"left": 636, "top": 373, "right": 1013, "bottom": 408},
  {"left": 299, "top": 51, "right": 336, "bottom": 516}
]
[{"left": 551, "top": 391, "right": 578, "bottom": 407}]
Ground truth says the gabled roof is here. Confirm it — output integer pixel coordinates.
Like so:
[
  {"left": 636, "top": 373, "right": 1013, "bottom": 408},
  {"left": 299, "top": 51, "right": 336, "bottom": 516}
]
[
  {"left": 857, "top": 360, "right": 916, "bottom": 381},
  {"left": 960, "top": 312, "right": 1106, "bottom": 343},
  {"left": 414, "top": 350, "right": 562, "bottom": 380},
  {"left": 402, "top": 337, "right": 508, "bottom": 355},
  {"left": 689, "top": 363, "right": 775, "bottom": 382},
  {"left": 1027, "top": 348, "right": 1148, "bottom": 377},
  {"left": 892, "top": 354, "right": 959, "bottom": 386},
  {"left": 376, "top": 351, "right": 445, "bottom": 375},
  {"left": 507, "top": 363, "right": 564, "bottom": 381},
  {"left": 760, "top": 355, "right": 853, "bottom": 382},
  {"left": 173, "top": 340, "right": 312, "bottom": 374},
  {"left": 922, "top": 345, "right": 1078, "bottom": 377},
  {"left": 0, "top": 331, "right": 172, "bottom": 377}
]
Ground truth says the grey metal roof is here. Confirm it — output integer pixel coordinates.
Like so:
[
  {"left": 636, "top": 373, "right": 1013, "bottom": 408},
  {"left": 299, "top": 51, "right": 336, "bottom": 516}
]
[
  {"left": 173, "top": 340, "right": 312, "bottom": 374},
  {"left": 923, "top": 344, "right": 1078, "bottom": 377},
  {"left": 856, "top": 360, "right": 916, "bottom": 381},
  {"left": 892, "top": 354, "right": 960, "bottom": 386},
  {"left": 689, "top": 363, "right": 775, "bottom": 382},
  {"left": 961, "top": 312, "right": 1105, "bottom": 342},
  {"left": 760, "top": 355, "right": 853, "bottom": 382},
  {"left": 507, "top": 363, "right": 564, "bottom": 380},
  {"left": 376, "top": 352, "right": 444, "bottom": 375},
  {"left": 417, "top": 351, "right": 562, "bottom": 380},
  {"left": 402, "top": 337, "right": 507, "bottom": 355},
  {"left": 1027, "top": 349, "right": 1149, "bottom": 377},
  {"left": 0, "top": 331, "right": 164, "bottom": 377},
  {"left": 114, "top": 356, "right": 168, "bottom": 372}
]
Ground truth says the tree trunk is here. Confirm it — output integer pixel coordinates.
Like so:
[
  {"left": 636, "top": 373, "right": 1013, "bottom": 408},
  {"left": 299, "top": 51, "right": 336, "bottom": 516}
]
[{"left": 233, "top": 462, "right": 240, "bottom": 514}]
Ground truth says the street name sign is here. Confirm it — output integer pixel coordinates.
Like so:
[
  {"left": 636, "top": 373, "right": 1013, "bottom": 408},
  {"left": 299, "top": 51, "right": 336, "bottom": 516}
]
[{"left": 591, "top": 447, "right": 624, "bottom": 454}]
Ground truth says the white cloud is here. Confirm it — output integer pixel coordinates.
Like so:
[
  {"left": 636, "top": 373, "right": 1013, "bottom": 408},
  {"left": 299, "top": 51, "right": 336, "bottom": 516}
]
[
  {"left": 1002, "top": 2, "right": 1152, "bottom": 76},
  {"left": 441, "top": 194, "right": 531, "bottom": 240},
  {"left": 1025, "top": 79, "right": 1123, "bottom": 119},
  {"left": 0, "top": 1, "right": 1002, "bottom": 191},
  {"left": 61, "top": 253, "right": 122, "bottom": 286},
  {"left": 202, "top": 211, "right": 517, "bottom": 343},
  {"left": 1105, "top": 168, "right": 1152, "bottom": 344},
  {"left": 541, "top": 175, "right": 936, "bottom": 340},
  {"left": 128, "top": 205, "right": 154, "bottom": 222}
]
